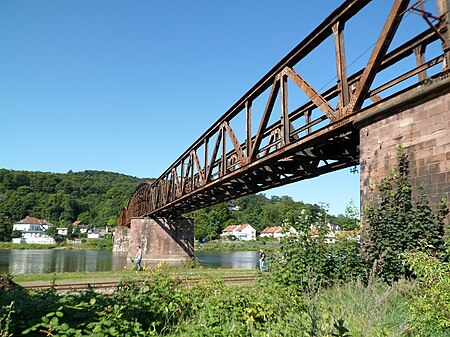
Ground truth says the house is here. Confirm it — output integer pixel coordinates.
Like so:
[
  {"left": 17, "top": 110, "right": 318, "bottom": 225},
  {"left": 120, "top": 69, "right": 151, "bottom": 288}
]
[
  {"left": 260, "top": 226, "right": 298, "bottom": 239},
  {"left": 87, "top": 227, "right": 108, "bottom": 239},
  {"left": 260, "top": 226, "right": 284, "bottom": 239},
  {"left": 57, "top": 228, "right": 68, "bottom": 236},
  {"left": 72, "top": 220, "right": 89, "bottom": 233},
  {"left": 56, "top": 221, "right": 90, "bottom": 237},
  {"left": 221, "top": 224, "right": 256, "bottom": 241},
  {"left": 336, "top": 230, "right": 360, "bottom": 242},
  {"left": 12, "top": 216, "right": 55, "bottom": 244},
  {"left": 308, "top": 223, "right": 340, "bottom": 244}
]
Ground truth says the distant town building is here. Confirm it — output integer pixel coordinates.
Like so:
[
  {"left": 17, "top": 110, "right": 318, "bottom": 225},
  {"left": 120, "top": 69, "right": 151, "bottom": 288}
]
[
  {"left": 72, "top": 220, "right": 89, "bottom": 233},
  {"left": 259, "top": 226, "right": 284, "bottom": 239},
  {"left": 308, "top": 223, "right": 341, "bottom": 244},
  {"left": 260, "top": 226, "right": 298, "bottom": 239},
  {"left": 12, "top": 216, "right": 55, "bottom": 244},
  {"left": 87, "top": 227, "right": 108, "bottom": 239},
  {"left": 57, "top": 228, "right": 68, "bottom": 236},
  {"left": 221, "top": 224, "right": 256, "bottom": 241}
]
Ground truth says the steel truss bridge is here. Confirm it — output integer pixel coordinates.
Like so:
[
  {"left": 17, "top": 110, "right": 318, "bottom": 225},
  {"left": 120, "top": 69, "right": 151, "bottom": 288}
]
[{"left": 119, "top": 0, "right": 450, "bottom": 225}]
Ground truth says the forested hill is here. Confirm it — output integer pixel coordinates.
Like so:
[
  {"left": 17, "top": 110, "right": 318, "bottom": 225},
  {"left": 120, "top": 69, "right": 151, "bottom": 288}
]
[
  {"left": 0, "top": 169, "right": 358, "bottom": 236},
  {"left": 0, "top": 169, "right": 149, "bottom": 227}
]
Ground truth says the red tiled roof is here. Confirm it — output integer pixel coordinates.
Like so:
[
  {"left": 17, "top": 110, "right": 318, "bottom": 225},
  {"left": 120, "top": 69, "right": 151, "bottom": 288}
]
[
  {"left": 261, "top": 226, "right": 283, "bottom": 234},
  {"left": 17, "top": 216, "right": 41, "bottom": 224},
  {"left": 337, "top": 230, "right": 358, "bottom": 237},
  {"left": 222, "top": 224, "right": 252, "bottom": 233},
  {"left": 236, "top": 224, "right": 249, "bottom": 231},
  {"left": 222, "top": 225, "right": 239, "bottom": 232},
  {"left": 17, "top": 216, "right": 53, "bottom": 226}
]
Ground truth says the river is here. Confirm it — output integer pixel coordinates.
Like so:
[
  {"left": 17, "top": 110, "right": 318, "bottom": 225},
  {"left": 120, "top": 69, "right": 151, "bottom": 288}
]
[{"left": 0, "top": 249, "right": 260, "bottom": 275}]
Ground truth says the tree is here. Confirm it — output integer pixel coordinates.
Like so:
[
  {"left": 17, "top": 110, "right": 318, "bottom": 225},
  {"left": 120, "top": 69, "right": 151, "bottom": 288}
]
[
  {"left": 342, "top": 199, "right": 360, "bottom": 230},
  {"left": 0, "top": 212, "right": 12, "bottom": 242},
  {"left": 191, "top": 204, "right": 232, "bottom": 240},
  {"left": 0, "top": 169, "right": 144, "bottom": 226},
  {"left": 66, "top": 224, "right": 74, "bottom": 239},
  {"left": 45, "top": 226, "right": 58, "bottom": 238}
]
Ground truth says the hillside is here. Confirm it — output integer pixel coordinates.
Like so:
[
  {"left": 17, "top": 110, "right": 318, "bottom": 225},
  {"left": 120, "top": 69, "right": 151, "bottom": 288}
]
[
  {"left": 0, "top": 169, "right": 149, "bottom": 227},
  {"left": 0, "top": 169, "right": 358, "bottom": 242}
]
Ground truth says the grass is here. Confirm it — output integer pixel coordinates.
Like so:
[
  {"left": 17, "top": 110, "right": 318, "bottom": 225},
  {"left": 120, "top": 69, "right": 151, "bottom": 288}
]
[
  {"left": 198, "top": 240, "right": 279, "bottom": 251},
  {"left": 11, "top": 265, "right": 257, "bottom": 284},
  {"left": 0, "top": 242, "right": 58, "bottom": 250},
  {"left": 317, "top": 278, "right": 413, "bottom": 336}
]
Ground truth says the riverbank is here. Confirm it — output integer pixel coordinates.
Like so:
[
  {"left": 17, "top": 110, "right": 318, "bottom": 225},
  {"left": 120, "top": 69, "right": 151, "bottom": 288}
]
[
  {"left": 199, "top": 240, "right": 279, "bottom": 251},
  {"left": 12, "top": 265, "right": 257, "bottom": 284},
  {"left": 0, "top": 239, "right": 278, "bottom": 252},
  {"left": 0, "top": 238, "right": 113, "bottom": 250}
]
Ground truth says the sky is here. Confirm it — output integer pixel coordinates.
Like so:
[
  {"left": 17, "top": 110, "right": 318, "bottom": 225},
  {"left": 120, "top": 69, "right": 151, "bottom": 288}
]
[{"left": 0, "top": 0, "right": 439, "bottom": 216}]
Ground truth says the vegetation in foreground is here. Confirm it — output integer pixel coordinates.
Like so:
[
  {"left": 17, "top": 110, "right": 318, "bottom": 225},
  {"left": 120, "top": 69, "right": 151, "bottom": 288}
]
[{"left": 1, "top": 259, "right": 449, "bottom": 337}]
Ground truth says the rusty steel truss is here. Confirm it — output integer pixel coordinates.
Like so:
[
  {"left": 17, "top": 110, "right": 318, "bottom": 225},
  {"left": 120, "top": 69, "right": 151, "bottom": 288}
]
[{"left": 119, "top": 0, "right": 450, "bottom": 225}]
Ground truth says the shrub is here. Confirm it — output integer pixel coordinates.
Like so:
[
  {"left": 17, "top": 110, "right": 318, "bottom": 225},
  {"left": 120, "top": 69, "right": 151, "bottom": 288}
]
[
  {"left": 403, "top": 250, "right": 450, "bottom": 335},
  {"left": 364, "top": 145, "right": 448, "bottom": 282},
  {"left": 270, "top": 210, "right": 364, "bottom": 290}
]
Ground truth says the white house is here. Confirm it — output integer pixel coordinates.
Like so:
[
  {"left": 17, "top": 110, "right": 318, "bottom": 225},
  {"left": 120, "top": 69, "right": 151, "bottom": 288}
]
[
  {"left": 57, "top": 228, "right": 68, "bottom": 236},
  {"left": 87, "top": 228, "right": 108, "bottom": 239},
  {"left": 259, "top": 226, "right": 284, "bottom": 239},
  {"left": 12, "top": 216, "right": 56, "bottom": 244},
  {"left": 260, "top": 226, "right": 298, "bottom": 239},
  {"left": 72, "top": 220, "right": 89, "bottom": 233},
  {"left": 221, "top": 224, "right": 256, "bottom": 241},
  {"left": 309, "top": 223, "right": 341, "bottom": 244}
]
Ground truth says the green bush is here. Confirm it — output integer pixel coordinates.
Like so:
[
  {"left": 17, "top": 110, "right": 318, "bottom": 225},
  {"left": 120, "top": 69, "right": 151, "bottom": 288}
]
[
  {"left": 270, "top": 211, "right": 364, "bottom": 290},
  {"left": 364, "top": 145, "right": 448, "bottom": 282},
  {"left": 403, "top": 251, "right": 450, "bottom": 336}
]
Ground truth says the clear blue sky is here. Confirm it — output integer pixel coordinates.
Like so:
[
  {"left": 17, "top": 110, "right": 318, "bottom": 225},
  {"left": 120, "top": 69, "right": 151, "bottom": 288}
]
[{"left": 0, "top": 1, "right": 437, "bottom": 216}]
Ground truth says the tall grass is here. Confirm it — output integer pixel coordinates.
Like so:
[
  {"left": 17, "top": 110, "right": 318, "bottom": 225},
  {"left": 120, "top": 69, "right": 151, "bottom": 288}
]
[{"left": 316, "top": 278, "right": 413, "bottom": 336}]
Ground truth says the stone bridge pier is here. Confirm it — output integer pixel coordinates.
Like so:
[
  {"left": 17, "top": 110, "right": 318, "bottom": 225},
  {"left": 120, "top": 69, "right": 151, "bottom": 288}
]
[
  {"left": 113, "top": 217, "right": 194, "bottom": 269},
  {"left": 356, "top": 77, "right": 450, "bottom": 225}
]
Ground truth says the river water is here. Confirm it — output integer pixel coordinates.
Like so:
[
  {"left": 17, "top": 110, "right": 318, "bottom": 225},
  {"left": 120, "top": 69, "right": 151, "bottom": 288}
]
[{"left": 0, "top": 249, "right": 260, "bottom": 275}]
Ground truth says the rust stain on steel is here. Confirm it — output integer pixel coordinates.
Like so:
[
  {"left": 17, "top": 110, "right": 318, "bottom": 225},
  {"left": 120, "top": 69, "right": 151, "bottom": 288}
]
[{"left": 119, "top": 0, "right": 450, "bottom": 226}]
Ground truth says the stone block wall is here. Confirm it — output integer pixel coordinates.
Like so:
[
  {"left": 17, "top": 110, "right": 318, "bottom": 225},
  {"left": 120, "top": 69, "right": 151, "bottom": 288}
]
[
  {"left": 112, "top": 226, "right": 130, "bottom": 252},
  {"left": 358, "top": 92, "right": 450, "bottom": 224},
  {"left": 128, "top": 217, "right": 194, "bottom": 265}
]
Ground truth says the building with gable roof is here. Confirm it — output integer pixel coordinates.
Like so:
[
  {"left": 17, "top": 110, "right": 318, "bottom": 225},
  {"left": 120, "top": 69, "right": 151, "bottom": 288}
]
[
  {"left": 72, "top": 220, "right": 90, "bottom": 233},
  {"left": 220, "top": 224, "right": 256, "bottom": 241},
  {"left": 12, "top": 216, "right": 55, "bottom": 244},
  {"left": 259, "top": 226, "right": 284, "bottom": 239},
  {"left": 260, "top": 226, "right": 298, "bottom": 239}
]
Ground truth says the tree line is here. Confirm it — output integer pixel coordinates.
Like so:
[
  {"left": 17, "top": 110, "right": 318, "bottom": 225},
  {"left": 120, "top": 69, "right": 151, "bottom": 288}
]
[
  {"left": 0, "top": 169, "right": 145, "bottom": 239},
  {"left": 188, "top": 195, "right": 359, "bottom": 241},
  {"left": 0, "top": 168, "right": 359, "bottom": 242}
]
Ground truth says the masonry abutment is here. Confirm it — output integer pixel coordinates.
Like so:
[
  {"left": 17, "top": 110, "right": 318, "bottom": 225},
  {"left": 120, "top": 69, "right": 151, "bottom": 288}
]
[
  {"left": 355, "top": 78, "right": 450, "bottom": 226},
  {"left": 117, "top": 217, "right": 194, "bottom": 268}
]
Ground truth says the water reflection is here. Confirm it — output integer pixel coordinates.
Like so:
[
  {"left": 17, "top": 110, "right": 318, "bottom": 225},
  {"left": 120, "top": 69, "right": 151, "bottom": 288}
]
[
  {"left": 0, "top": 250, "right": 113, "bottom": 275},
  {"left": 196, "top": 250, "right": 259, "bottom": 269},
  {"left": 0, "top": 249, "right": 259, "bottom": 275}
]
